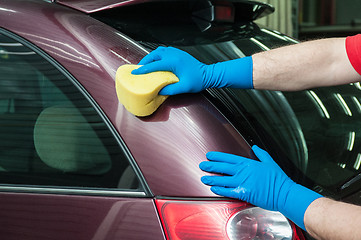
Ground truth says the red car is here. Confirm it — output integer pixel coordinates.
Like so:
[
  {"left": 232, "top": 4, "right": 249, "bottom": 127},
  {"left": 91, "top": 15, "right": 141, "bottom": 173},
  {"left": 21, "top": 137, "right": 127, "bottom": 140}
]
[{"left": 2, "top": 0, "right": 359, "bottom": 239}]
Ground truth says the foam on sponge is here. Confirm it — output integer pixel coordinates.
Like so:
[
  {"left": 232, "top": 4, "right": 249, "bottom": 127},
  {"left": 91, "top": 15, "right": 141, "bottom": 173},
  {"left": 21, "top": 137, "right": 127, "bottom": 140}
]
[{"left": 115, "top": 64, "right": 179, "bottom": 117}]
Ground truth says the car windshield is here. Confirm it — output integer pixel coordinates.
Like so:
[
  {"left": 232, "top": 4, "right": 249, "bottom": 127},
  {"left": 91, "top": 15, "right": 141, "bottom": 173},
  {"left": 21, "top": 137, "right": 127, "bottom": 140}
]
[{"left": 93, "top": 2, "right": 360, "bottom": 197}]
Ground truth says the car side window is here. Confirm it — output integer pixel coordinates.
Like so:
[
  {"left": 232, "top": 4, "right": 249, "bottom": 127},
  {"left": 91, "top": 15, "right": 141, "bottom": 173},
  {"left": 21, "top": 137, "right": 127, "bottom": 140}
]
[{"left": 0, "top": 32, "right": 141, "bottom": 191}]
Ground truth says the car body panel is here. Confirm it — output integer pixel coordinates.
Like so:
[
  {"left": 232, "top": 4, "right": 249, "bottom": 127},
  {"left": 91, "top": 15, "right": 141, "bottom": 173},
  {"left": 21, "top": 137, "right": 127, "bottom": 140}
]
[
  {"left": 0, "top": 191, "right": 165, "bottom": 239},
  {"left": 116, "top": 93, "right": 252, "bottom": 196},
  {"left": 0, "top": 0, "right": 252, "bottom": 197},
  {"left": 0, "top": 1, "right": 252, "bottom": 237},
  {"left": 56, "top": 0, "right": 275, "bottom": 21},
  {"left": 56, "top": 0, "right": 149, "bottom": 13},
  {"left": 1, "top": 1, "right": 349, "bottom": 239}
]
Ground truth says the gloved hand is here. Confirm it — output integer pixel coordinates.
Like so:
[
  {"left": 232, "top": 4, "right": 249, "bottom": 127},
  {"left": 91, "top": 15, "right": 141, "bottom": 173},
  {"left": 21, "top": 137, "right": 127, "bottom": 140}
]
[
  {"left": 131, "top": 46, "right": 253, "bottom": 95},
  {"left": 199, "top": 145, "right": 323, "bottom": 230}
]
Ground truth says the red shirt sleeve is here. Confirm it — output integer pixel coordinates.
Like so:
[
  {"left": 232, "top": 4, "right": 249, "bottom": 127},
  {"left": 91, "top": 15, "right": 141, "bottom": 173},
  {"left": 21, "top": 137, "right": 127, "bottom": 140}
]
[{"left": 346, "top": 34, "right": 361, "bottom": 75}]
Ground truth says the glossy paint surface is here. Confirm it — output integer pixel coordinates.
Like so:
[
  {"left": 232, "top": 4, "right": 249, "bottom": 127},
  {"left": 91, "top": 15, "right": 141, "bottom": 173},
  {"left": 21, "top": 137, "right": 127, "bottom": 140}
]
[
  {"left": 0, "top": 0, "right": 252, "bottom": 198},
  {"left": 57, "top": 0, "right": 150, "bottom": 13},
  {"left": 0, "top": 192, "right": 165, "bottom": 239}
]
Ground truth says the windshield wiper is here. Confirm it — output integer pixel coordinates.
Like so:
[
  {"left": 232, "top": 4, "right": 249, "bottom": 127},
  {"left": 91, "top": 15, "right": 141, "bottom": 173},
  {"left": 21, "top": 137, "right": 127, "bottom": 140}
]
[{"left": 341, "top": 172, "right": 361, "bottom": 190}]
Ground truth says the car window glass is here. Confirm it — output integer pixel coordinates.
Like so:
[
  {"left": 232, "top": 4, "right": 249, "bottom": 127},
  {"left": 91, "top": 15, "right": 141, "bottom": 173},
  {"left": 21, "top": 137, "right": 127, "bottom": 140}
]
[
  {"left": 180, "top": 37, "right": 307, "bottom": 170},
  {"left": 190, "top": 30, "right": 361, "bottom": 193},
  {"left": 0, "top": 32, "right": 141, "bottom": 191},
  {"left": 225, "top": 84, "right": 361, "bottom": 190}
]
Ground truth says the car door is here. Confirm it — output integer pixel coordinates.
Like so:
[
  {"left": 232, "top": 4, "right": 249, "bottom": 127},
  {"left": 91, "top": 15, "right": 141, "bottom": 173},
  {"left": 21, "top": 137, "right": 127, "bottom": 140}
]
[{"left": 0, "top": 29, "right": 165, "bottom": 240}]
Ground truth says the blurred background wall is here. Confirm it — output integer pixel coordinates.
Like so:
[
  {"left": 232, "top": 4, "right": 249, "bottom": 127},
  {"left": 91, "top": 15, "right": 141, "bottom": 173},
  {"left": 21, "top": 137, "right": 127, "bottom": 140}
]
[
  {"left": 255, "top": 0, "right": 298, "bottom": 38},
  {"left": 256, "top": 0, "right": 361, "bottom": 40},
  {"left": 299, "top": 0, "right": 361, "bottom": 40}
]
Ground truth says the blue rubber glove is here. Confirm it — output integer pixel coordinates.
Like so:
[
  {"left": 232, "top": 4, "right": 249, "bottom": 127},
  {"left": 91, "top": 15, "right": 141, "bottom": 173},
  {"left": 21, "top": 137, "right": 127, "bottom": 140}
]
[
  {"left": 199, "top": 145, "right": 323, "bottom": 230},
  {"left": 131, "top": 46, "right": 253, "bottom": 95}
]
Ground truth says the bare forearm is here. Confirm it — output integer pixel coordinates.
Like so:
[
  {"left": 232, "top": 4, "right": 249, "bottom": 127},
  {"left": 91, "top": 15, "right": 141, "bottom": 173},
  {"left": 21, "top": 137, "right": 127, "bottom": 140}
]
[
  {"left": 252, "top": 38, "right": 361, "bottom": 91},
  {"left": 304, "top": 198, "right": 361, "bottom": 240}
]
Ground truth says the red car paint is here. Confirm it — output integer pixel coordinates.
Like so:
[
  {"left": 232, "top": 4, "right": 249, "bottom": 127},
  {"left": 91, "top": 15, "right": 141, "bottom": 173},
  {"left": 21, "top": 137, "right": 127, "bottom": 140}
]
[
  {"left": 0, "top": 0, "right": 251, "bottom": 197},
  {"left": 56, "top": 0, "right": 149, "bottom": 13},
  {"left": 0, "top": 1, "right": 302, "bottom": 239}
]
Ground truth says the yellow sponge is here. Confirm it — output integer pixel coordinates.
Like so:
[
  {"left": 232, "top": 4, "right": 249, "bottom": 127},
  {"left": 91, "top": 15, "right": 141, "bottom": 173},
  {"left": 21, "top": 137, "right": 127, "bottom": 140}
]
[{"left": 115, "top": 64, "right": 179, "bottom": 117}]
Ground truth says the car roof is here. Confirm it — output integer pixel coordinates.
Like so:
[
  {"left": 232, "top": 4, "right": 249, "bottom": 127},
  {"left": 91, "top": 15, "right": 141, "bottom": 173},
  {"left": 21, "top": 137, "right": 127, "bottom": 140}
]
[{"left": 0, "top": 0, "right": 253, "bottom": 197}]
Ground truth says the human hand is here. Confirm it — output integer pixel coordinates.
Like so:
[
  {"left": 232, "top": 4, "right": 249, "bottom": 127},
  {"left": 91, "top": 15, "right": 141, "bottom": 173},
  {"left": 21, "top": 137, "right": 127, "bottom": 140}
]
[
  {"left": 132, "top": 46, "right": 253, "bottom": 95},
  {"left": 199, "top": 145, "right": 323, "bottom": 230}
]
